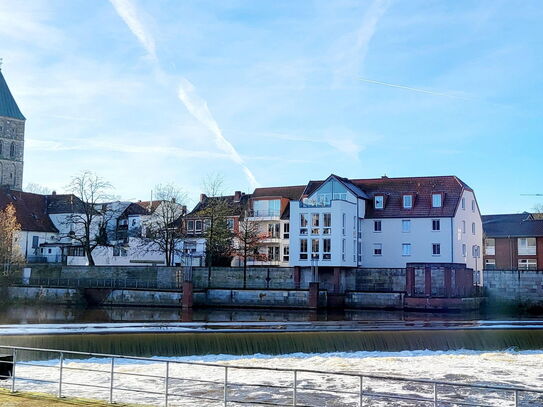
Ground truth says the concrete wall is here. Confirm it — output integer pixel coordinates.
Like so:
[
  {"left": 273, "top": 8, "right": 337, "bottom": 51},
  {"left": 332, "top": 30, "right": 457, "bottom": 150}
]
[
  {"left": 345, "top": 292, "right": 404, "bottom": 309},
  {"left": 101, "top": 289, "right": 182, "bottom": 307},
  {"left": 354, "top": 268, "right": 406, "bottom": 292},
  {"left": 7, "top": 287, "right": 84, "bottom": 305},
  {"left": 195, "top": 289, "right": 327, "bottom": 308},
  {"left": 484, "top": 269, "right": 543, "bottom": 303},
  {"left": 192, "top": 267, "right": 295, "bottom": 288}
]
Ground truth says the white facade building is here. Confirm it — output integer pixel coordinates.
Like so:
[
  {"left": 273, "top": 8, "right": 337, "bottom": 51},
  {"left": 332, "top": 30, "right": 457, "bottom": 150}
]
[{"left": 289, "top": 174, "right": 483, "bottom": 271}]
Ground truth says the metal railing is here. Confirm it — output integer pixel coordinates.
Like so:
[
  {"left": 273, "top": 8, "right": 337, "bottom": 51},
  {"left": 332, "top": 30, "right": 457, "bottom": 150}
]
[{"left": 0, "top": 345, "right": 542, "bottom": 406}]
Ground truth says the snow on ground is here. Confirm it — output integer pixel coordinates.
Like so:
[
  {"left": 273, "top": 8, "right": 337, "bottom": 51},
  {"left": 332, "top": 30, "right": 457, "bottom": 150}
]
[{"left": 1, "top": 350, "right": 542, "bottom": 406}]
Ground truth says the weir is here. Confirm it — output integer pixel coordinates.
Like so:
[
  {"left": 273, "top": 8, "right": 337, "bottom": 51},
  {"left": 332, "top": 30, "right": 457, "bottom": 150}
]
[{"left": 1, "top": 329, "right": 543, "bottom": 360}]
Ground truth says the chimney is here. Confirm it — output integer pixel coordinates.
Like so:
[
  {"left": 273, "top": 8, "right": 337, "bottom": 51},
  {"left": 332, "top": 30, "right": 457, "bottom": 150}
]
[
  {"left": 52, "top": 190, "right": 57, "bottom": 196},
  {"left": 234, "top": 190, "right": 242, "bottom": 202},
  {"left": 171, "top": 197, "right": 176, "bottom": 203},
  {"left": 200, "top": 193, "right": 207, "bottom": 203},
  {"left": 181, "top": 205, "right": 187, "bottom": 215}
]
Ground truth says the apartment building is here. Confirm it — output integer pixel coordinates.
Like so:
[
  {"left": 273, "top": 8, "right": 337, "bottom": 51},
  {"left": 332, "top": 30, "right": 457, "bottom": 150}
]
[
  {"left": 482, "top": 213, "right": 543, "bottom": 270},
  {"left": 289, "top": 174, "right": 483, "bottom": 270},
  {"left": 245, "top": 185, "right": 305, "bottom": 267}
]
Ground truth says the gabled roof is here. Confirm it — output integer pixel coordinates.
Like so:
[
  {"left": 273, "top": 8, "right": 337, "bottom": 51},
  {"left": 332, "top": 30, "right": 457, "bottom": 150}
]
[
  {"left": 46, "top": 194, "right": 87, "bottom": 214},
  {"left": 482, "top": 213, "right": 543, "bottom": 237},
  {"left": 135, "top": 200, "right": 163, "bottom": 214},
  {"left": 187, "top": 194, "right": 251, "bottom": 218},
  {"left": 0, "top": 70, "right": 25, "bottom": 120},
  {"left": 121, "top": 202, "right": 151, "bottom": 217},
  {"left": 303, "top": 175, "right": 471, "bottom": 218},
  {"left": 251, "top": 185, "right": 305, "bottom": 201},
  {"left": 0, "top": 189, "right": 57, "bottom": 232},
  {"left": 303, "top": 174, "right": 370, "bottom": 200}
]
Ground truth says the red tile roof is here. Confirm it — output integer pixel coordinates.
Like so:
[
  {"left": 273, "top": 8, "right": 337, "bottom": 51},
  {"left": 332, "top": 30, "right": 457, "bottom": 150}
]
[
  {"left": 251, "top": 185, "right": 305, "bottom": 200},
  {"left": 0, "top": 189, "right": 58, "bottom": 232}
]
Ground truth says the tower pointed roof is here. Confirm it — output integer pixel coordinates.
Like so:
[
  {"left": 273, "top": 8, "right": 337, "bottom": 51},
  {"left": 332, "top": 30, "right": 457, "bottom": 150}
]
[{"left": 0, "top": 68, "right": 25, "bottom": 120}]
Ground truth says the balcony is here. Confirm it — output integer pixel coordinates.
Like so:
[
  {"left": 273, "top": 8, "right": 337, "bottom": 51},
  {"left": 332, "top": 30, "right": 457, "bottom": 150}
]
[{"left": 247, "top": 210, "right": 281, "bottom": 219}]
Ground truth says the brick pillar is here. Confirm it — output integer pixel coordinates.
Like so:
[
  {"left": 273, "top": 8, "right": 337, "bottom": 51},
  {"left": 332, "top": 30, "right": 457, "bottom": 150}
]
[
  {"left": 294, "top": 266, "right": 301, "bottom": 289},
  {"left": 444, "top": 267, "right": 452, "bottom": 297},
  {"left": 181, "top": 308, "right": 193, "bottom": 322},
  {"left": 182, "top": 281, "right": 193, "bottom": 309},
  {"left": 424, "top": 266, "right": 432, "bottom": 297},
  {"left": 308, "top": 282, "right": 319, "bottom": 309},
  {"left": 406, "top": 266, "right": 414, "bottom": 297},
  {"left": 333, "top": 267, "right": 341, "bottom": 293}
]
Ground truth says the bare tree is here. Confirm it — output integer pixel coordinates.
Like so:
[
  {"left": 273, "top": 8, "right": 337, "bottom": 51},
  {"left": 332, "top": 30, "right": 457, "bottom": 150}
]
[
  {"left": 24, "top": 183, "right": 52, "bottom": 195},
  {"left": 0, "top": 204, "right": 24, "bottom": 277},
  {"left": 233, "top": 211, "right": 267, "bottom": 287},
  {"left": 139, "top": 184, "right": 187, "bottom": 267},
  {"left": 64, "top": 171, "right": 114, "bottom": 266},
  {"left": 533, "top": 204, "right": 543, "bottom": 220},
  {"left": 200, "top": 174, "right": 234, "bottom": 272}
]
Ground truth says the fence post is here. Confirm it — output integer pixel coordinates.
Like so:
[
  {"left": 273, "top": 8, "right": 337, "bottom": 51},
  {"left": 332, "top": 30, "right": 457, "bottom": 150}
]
[
  {"left": 109, "top": 357, "right": 115, "bottom": 403},
  {"left": 359, "top": 376, "right": 363, "bottom": 406},
  {"left": 433, "top": 382, "right": 438, "bottom": 406},
  {"left": 10, "top": 349, "right": 16, "bottom": 393},
  {"left": 292, "top": 370, "right": 297, "bottom": 406},
  {"left": 223, "top": 366, "right": 228, "bottom": 406},
  {"left": 164, "top": 361, "right": 169, "bottom": 407},
  {"left": 58, "top": 352, "right": 64, "bottom": 398}
]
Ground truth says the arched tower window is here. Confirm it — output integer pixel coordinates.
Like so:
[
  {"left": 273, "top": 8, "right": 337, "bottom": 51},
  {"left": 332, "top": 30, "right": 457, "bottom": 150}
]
[{"left": 10, "top": 142, "right": 15, "bottom": 158}]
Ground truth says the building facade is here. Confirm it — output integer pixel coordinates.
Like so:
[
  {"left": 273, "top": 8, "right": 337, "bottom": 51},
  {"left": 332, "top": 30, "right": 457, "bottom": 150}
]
[
  {"left": 482, "top": 213, "right": 543, "bottom": 270},
  {"left": 0, "top": 67, "right": 25, "bottom": 190},
  {"left": 289, "top": 174, "right": 483, "bottom": 271}
]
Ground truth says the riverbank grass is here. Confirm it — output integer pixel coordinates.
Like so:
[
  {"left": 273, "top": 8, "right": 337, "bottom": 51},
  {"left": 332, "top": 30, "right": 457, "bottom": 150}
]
[{"left": 0, "top": 388, "right": 149, "bottom": 406}]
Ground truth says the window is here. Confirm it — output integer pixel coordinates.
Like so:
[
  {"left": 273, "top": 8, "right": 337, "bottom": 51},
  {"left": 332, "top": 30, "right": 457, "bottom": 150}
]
[
  {"left": 268, "top": 246, "right": 280, "bottom": 261},
  {"left": 113, "top": 247, "right": 120, "bottom": 256},
  {"left": 195, "top": 220, "right": 202, "bottom": 231},
  {"left": 283, "top": 223, "right": 290, "bottom": 239},
  {"left": 518, "top": 259, "right": 537, "bottom": 270},
  {"left": 342, "top": 213, "right": 346, "bottom": 235},
  {"left": 403, "top": 195, "right": 413, "bottom": 209},
  {"left": 402, "top": 220, "right": 411, "bottom": 233},
  {"left": 283, "top": 246, "right": 289, "bottom": 262},
  {"left": 432, "top": 194, "right": 442, "bottom": 208},
  {"left": 68, "top": 247, "right": 85, "bottom": 257},
  {"left": 187, "top": 220, "right": 194, "bottom": 231},
  {"left": 323, "top": 239, "right": 331, "bottom": 260},
  {"left": 311, "top": 239, "right": 319, "bottom": 259},
  {"left": 402, "top": 243, "right": 411, "bottom": 256},
  {"left": 0, "top": 141, "right": 2, "bottom": 155},
  {"left": 227, "top": 219, "right": 235, "bottom": 230},
  {"left": 311, "top": 228, "right": 319, "bottom": 235},
  {"left": 253, "top": 199, "right": 280, "bottom": 217},
  {"left": 374, "top": 195, "right": 384, "bottom": 209},
  {"left": 323, "top": 213, "right": 331, "bottom": 235},
  {"left": 485, "top": 238, "right": 495, "bottom": 255},
  {"left": 518, "top": 238, "right": 536, "bottom": 255},
  {"left": 432, "top": 243, "right": 441, "bottom": 256},
  {"left": 471, "top": 222, "right": 476, "bottom": 235},
  {"left": 461, "top": 197, "right": 466, "bottom": 209},
  {"left": 300, "top": 228, "right": 308, "bottom": 235},
  {"left": 299, "top": 239, "right": 308, "bottom": 260},
  {"left": 268, "top": 223, "right": 280, "bottom": 238},
  {"left": 121, "top": 248, "right": 128, "bottom": 257},
  {"left": 342, "top": 239, "right": 346, "bottom": 261},
  {"left": 471, "top": 200, "right": 475, "bottom": 212},
  {"left": 312, "top": 178, "right": 349, "bottom": 205},
  {"left": 374, "top": 220, "right": 382, "bottom": 232},
  {"left": 373, "top": 243, "right": 382, "bottom": 256},
  {"left": 432, "top": 219, "right": 440, "bottom": 231},
  {"left": 131, "top": 219, "right": 136, "bottom": 227},
  {"left": 357, "top": 241, "right": 362, "bottom": 262},
  {"left": 462, "top": 220, "right": 466, "bottom": 234},
  {"left": 9, "top": 142, "right": 15, "bottom": 158},
  {"left": 300, "top": 214, "right": 308, "bottom": 227},
  {"left": 485, "top": 259, "right": 496, "bottom": 270},
  {"left": 32, "top": 236, "right": 39, "bottom": 249},
  {"left": 462, "top": 244, "right": 467, "bottom": 257},
  {"left": 312, "top": 213, "right": 319, "bottom": 227}
]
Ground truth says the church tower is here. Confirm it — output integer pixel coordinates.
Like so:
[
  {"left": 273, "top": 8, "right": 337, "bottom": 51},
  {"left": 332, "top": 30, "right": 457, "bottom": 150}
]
[{"left": 0, "top": 63, "right": 25, "bottom": 191}]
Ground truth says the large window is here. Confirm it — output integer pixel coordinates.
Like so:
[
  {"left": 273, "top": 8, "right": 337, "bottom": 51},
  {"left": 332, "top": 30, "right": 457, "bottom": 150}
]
[
  {"left": 283, "top": 246, "right": 289, "bottom": 262},
  {"left": 311, "top": 239, "right": 319, "bottom": 259},
  {"left": 518, "top": 238, "right": 536, "bottom": 255},
  {"left": 268, "top": 246, "right": 280, "bottom": 261},
  {"left": 312, "top": 213, "right": 319, "bottom": 227},
  {"left": 312, "top": 178, "right": 349, "bottom": 205},
  {"left": 283, "top": 223, "right": 290, "bottom": 239},
  {"left": 432, "top": 193, "right": 442, "bottom": 208},
  {"left": 484, "top": 238, "right": 495, "bottom": 255},
  {"left": 300, "top": 214, "right": 308, "bottom": 235},
  {"left": 402, "top": 243, "right": 411, "bottom": 256},
  {"left": 323, "top": 239, "right": 331, "bottom": 260},
  {"left": 323, "top": 213, "right": 331, "bottom": 235},
  {"left": 299, "top": 239, "right": 308, "bottom": 260},
  {"left": 253, "top": 199, "right": 280, "bottom": 217},
  {"left": 268, "top": 223, "right": 280, "bottom": 238}
]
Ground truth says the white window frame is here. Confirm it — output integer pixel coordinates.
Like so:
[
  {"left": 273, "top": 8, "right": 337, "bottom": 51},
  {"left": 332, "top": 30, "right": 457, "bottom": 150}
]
[
  {"left": 402, "top": 195, "right": 413, "bottom": 209},
  {"left": 518, "top": 238, "right": 536, "bottom": 255},
  {"left": 374, "top": 220, "right": 382, "bottom": 232},
  {"left": 373, "top": 243, "right": 382, "bottom": 256},
  {"left": 485, "top": 238, "right": 495, "bottom": 255},
  {"left": 432, "top": 243, "right": 441, "bottom": 256},
  {"left": 402, "top": 220, "right": 411, "bottom": 233},
  {"left": 374, "top": 195, "right": 384, "bottom": 209},
  {"left": 432, "top": 193, "right": 442, "bottom": 208},
  {"left": 402, "top": 243, "right": 411, "bottom": 256},
  {"left": 432, "top": 219, "right": 440, "bottom": 231}
]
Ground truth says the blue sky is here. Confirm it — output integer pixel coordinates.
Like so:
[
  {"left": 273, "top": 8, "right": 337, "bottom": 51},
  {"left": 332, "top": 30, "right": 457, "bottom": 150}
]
[{"left": 1, "top": 0, "right": 542, "bottom": 213}]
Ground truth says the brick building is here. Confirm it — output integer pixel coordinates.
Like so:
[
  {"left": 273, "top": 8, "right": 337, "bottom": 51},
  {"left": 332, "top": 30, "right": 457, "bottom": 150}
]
[{"left": 482, "top": 213, "right": 543, "bottom": 270}]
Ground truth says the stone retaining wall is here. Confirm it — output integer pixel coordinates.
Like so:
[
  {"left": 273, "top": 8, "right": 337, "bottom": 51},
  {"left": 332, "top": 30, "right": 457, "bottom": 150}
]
[
  {"left": 345, "top": 292, "right": 404, "bottom": 309},
  {"left": 484, "top": 270, "right": 543, "bottom": 303}
]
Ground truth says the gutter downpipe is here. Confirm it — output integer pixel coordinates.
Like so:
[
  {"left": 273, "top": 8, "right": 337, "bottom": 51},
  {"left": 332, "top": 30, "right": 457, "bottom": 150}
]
[{"left": 450, "top": 218, "right": 454, "bottom": 263}]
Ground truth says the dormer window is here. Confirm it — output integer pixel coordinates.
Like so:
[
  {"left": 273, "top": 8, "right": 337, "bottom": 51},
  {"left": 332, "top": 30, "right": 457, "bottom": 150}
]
[
  {"left": 432, "top": 193, "right": 442, "bottom": 208},
  {"left": 402, "top": 194, "right": 413, "bottom": 209},
  {"left": 374, "top": 195, "right": 384, "bottom": 209}
]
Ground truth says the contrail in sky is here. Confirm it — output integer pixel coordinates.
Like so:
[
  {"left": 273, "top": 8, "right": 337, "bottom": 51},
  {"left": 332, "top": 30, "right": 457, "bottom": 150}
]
[
  {"left": 108, "top": 0, "right": 259, "bottom": 189},
  {"left": 359, "top": 78, "right": 469, "bottom": 99}
]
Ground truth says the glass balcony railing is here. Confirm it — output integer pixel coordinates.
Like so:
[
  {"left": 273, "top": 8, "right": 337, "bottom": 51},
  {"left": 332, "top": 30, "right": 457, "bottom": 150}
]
[{"left": 248, "top": 210, "right": 281, "bottom": 217}]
